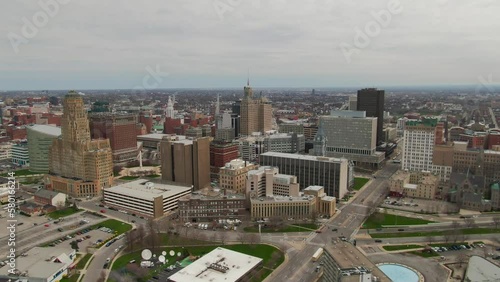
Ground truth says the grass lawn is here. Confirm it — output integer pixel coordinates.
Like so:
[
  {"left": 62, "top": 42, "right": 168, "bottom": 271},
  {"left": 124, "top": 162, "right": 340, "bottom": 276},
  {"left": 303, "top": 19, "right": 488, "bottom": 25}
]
[
  {"left": 363, "top": 212, "right": 434, "bottom": 229},
  {"left": 113, "top": 244, "right": 283, "bottom": 281},
  {"left": 382, "top": 244, "right": 423, "bottom": 251},
  {"left": 352, "top": 177, "right": 370, "bottom": 190},
  {"left": 244, "top": 224, "right": 314, "bottom": 233},
  {"left": 290, "top": 223, "right": 318, "bottom": 230},
  {"left": 120, "top": 176, "right": 139, "bottom": 180},
  {"left": 48, "top": 207, "right": 82, "bottom": 219},
  {"left": 145, "top": 174, "right": 160, "bottom": 178},
  {"left": 371, "top": 228, "right": 500, "bottom": 238},
  {"left": 76, "top": 253, "right": 93, "bottom": 269},
  {"left": 409, "top": 250, "right": 439, "bottom": 258},
  {"left": 60, "top": 275, "right": 80, "bottom": 282},
  {"left": 96, "top": 219, "right": 132, "bottom": 235},
  {"left": 2, "top": 169, "right": 40, "bottom": 177}
]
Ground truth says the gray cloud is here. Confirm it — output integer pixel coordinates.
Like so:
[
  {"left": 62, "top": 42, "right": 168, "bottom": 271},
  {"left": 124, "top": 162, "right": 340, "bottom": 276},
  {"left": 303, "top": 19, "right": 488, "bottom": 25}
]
[{"left": 1, "top": 0, "right": 499, "bottom": 90}]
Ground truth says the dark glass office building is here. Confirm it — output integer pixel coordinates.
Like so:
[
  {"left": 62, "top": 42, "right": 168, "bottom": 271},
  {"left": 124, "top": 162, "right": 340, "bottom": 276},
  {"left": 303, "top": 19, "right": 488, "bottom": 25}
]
[{"left": 357, "top": 88, "right": 385, "bottom": 145}]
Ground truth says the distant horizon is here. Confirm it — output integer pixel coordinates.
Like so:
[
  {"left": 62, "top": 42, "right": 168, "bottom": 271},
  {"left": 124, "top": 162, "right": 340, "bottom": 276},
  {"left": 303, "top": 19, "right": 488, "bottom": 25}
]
[{"left": 2, "top": 83, "right": 499, "bottom": 93}]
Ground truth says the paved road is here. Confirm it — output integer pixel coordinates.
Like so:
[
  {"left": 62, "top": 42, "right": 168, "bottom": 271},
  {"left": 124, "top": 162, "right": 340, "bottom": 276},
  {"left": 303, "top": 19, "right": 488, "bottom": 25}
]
[
  {"left": 270, "top": 163, "right": 400, "bottom": 281},
  {"left": 83, "top": 236, "right": 126, "bottom": 282}
]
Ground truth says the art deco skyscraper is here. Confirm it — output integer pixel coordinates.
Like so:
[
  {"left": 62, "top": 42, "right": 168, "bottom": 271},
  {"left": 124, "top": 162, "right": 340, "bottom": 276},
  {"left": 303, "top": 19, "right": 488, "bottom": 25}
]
[
  {"left": 47, "top": 91, "right": 113, "bottom": 198},
  {"left": 240, "top": 81, "right": 272, "bottom": 136}
]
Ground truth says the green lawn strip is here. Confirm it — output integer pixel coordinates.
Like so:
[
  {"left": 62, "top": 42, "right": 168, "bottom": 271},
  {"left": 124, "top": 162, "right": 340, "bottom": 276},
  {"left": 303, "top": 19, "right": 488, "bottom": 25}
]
[
  {"left": 2, "top": 169, "right": 40, "bottom": 177},
  {"left": 288, "top": 223, "right": 318, "bottom": 230},
  {"left": 76, "top": 253, "right": 93, "bottom": 269},
  {"left": 363, "top": 212, "right": 434, "bottom": 229},
  {"left": 112, "top": 244, "right": 283, "bottom": 281},
  {"left": 409, "top": 250, "right": 440, "bottom": 258},
  {"left": 145, "top": 174, "right": 160, "bottom": 178},
  {"left": 97, "top": 219, "right": 132, "bottom": 234},
  {"left": 371, "top": 228, "right": 500, "bottom": 238},
  {"left": 352, "top": 177, "right": 370, "bottom": 190},
  {"left": 382, "top": 244, "right": 423, "bottom": 251},
  {"left": 120, "top": 176, "right": 139, "bottom": 180},
  {"left": 244, "top": 225, "right": 313, "bottom": 233},
  {"left": 472, "top": 241, "right": 485, "bottom": 244},
  {"left": 48, "top": 207, "right": 83, "bottom": 219},
  {"left": 60, "top": 275, "right": 79, "bottom": 282}
]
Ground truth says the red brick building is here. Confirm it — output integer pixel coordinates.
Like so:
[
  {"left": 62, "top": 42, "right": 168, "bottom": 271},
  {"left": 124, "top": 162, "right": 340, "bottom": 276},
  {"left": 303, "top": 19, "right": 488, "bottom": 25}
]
[
  {"left": 139, "top": 111, "right": 153, "bottom": 134},
  {"left": 210, "top": 141, "right": 239, "bottom": 180},
  {"left": 90, "top": 112, "right": 139, "bottom": 164},
  {"left": 6, "top": 125, "right": 27, "bottom": 140}
]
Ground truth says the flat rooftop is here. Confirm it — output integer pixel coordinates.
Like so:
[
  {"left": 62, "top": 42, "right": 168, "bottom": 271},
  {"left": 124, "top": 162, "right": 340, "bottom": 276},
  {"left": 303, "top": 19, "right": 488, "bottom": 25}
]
[
  {"left": 304, "top": 185, "right": 324, "bottom": 191},
  {"left": 183, "top": 189, "right": 246, "bottom": 201},
  {"left": 137, "top": 133, "right": 185, "bottom": 141},
  {"left": 465, "top": 256, "right": 500, "bottom": 282},
  {"left": 168, "top": 247, "right": 262, "bottom": 282},
  {"left": 260, "top": 152, "right": 346, "bottom": 163},
  {"left": 26, "top": 124, "right": 61, "bottom": 137},
  {"left": 251, "top": 195, "right": 314, "bottom": 203},
  {"left": 0, "top": 246, "right": 73, "bottom": 278},
  {"left": 324, "top": 243, "right": 390, "bottom": 281},
  {"left": 104, "top": 179, "right": 191, "bottom": 201}
]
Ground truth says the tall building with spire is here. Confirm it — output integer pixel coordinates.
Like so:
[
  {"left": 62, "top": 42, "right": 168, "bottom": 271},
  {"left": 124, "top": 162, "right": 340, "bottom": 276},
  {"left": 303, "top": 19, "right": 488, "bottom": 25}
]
[
  {"left": 165, "top": 96, "right": 175, "bottom": 118},
  {"left": 46, "top": 91, "right": 113, "bottom": 198},
  {"left": 240, "top": 81, "right": 272, "bottom": 136}
]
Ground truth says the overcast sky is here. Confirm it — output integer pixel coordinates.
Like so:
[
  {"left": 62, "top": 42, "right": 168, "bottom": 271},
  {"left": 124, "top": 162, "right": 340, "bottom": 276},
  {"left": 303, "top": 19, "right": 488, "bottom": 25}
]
[{"left": 1, "top": 0, "right": 499, "bottom": 90}]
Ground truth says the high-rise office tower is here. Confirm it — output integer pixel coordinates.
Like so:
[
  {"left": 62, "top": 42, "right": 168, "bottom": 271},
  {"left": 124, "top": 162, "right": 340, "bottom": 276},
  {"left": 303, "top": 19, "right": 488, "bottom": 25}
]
[
  {"left": 357, "top": 88, "right": 384, "bottom": 144},
  {"left": 47, "top": 91, "right": 113, "bottom": 197},
  {"left": 160, "top": 136, "right": 210, "bottom": 190},
  {"left": 240, "top": 82, "right": 272, "bottom": 136},
  {"left": 402, "top": 118, "right": 451, "bottom": 181},
  {"left": 90, "top": 112, "right": 139, "bottom": 164}
]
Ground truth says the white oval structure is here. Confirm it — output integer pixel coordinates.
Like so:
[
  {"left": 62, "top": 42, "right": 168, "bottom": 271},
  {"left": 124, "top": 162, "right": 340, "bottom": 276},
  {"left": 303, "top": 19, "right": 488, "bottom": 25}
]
[{"left": 141, "top": 249, "right": 152, "bottom": 260}]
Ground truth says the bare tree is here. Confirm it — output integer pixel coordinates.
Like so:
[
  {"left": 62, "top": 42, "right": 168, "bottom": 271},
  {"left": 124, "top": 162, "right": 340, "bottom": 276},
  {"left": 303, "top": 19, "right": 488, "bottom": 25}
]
[
  {"left": 96, "top": 271, "right": 106, "bottom": 282},
  {"left": 211, "top": 232, "right": 218, "bottom": 243},
  {"left": 269, "top": 216, "right": 283, "bottom": 228},
  {"left": 136, "top": 224, "right": 146, "bottom": 248},
  {"left": 237, "top": 232, "right": 247, "bottom": 244},
  {"left": 457, "top": 253, "right": 468, "bottom": 268},
  {"left": 426, "top": 235, "right": 435, "bottom": 246},
  {"left": 463, "top": 217, "right": 475, "bottom": 228},
  {"left": 125, "top": 231, "right": 136, "bottom": 251},
  {"left": 249, "top": 233, "right": 260, "bottom": 245},
  {"left": 493, "top": 217, "right": 500, "bottom": 229},
  {"left": 443, "top": 230, "right": 453, "bottom": 243},
  {"left": 218, "top": 232, "right": 228, "bottom": 245}
]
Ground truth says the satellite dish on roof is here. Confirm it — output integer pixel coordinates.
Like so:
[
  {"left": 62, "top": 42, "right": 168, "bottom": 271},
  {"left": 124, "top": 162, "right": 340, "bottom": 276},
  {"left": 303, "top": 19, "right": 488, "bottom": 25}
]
[
  {"left": 141, "top": 249, "right": 152, "bottom": 260},
  {"left": 177, "top": 252, "right": 182, "bottom": 257},
  {"left": 169, "top": 250, "right": 175, "bottom": 256},
  {"left": 159, "top": 255, "right": 165, "bottom": 263},
  {"left": 162, "top": 251, "right": 167, "bottom": 256}
]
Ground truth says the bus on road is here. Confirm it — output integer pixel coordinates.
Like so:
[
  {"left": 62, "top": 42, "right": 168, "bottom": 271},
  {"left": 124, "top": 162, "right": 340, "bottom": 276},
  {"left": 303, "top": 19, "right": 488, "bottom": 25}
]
[{"left": 312, "top": 247, "right": 324, "bottom": 262}]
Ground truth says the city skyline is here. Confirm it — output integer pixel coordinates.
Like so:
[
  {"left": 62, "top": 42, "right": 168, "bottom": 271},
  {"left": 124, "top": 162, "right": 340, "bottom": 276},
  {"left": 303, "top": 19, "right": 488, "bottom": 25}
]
[{"left": 2, "top": 1, "right": 500, "bottom": 90}]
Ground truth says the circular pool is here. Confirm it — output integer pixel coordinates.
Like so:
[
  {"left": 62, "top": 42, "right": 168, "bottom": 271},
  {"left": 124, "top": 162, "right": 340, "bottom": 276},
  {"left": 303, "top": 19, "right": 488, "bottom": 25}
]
[{"left": 377, "top": 263, "right": 420, "bottom": 282}]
